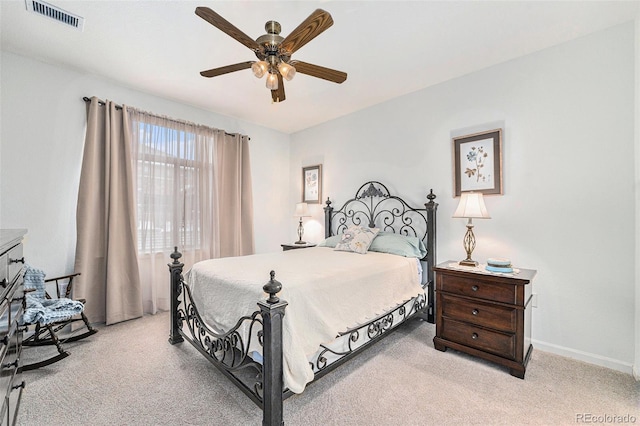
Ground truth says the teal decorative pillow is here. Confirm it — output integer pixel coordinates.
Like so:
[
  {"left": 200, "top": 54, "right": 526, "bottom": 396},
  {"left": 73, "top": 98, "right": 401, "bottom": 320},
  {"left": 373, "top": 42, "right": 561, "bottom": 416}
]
[
  {"left": 368, "top": 232, "right": 427, "bottom": 258},
  {"left": 334, "top": 226, "right": 380, "bottom": 254}
]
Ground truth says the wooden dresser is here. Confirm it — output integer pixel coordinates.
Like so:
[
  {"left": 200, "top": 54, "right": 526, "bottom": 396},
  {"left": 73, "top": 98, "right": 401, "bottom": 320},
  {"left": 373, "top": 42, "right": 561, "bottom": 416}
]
[
  {"left": 433, "top": 261, "right": 536, "bottom": 378},
  {"left": 0, "top": 229, "right": 27, "bottom": 425}
]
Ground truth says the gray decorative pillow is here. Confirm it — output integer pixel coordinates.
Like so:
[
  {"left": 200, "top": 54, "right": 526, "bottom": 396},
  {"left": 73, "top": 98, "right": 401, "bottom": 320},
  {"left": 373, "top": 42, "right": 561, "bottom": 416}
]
[
  {"left": 334, "top": 226, "right": 380, "bottom": 254},
  {"left": 368, "top": 232, "right": 428, "bottom": 258}
]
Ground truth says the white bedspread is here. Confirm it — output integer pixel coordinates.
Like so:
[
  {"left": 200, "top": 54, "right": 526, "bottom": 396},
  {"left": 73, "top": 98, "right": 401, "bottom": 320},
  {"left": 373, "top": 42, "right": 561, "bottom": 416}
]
[{"left": 186, "top": 247, "right": 423, "bottom": 393}]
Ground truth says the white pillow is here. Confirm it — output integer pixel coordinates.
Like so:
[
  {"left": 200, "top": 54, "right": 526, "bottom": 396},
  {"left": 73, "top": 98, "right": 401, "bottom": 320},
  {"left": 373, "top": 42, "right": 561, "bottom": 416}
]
[{"left": 334, "top": 226, "right": 380, "bottom": 254}]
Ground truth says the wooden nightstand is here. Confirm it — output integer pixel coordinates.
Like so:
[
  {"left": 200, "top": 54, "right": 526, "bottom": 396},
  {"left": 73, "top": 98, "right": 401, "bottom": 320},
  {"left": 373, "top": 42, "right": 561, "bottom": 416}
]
[
  {"left": 281, "top": 243, "right": 316, "bottom": 251},
  {"left": 433, "top": 261, "right": 537, "bottom": 379}
]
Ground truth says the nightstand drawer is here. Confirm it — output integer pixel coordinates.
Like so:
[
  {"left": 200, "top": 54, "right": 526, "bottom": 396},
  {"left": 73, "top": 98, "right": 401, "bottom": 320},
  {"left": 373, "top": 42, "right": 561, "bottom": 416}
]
[
  {"left": 441, "top": 294, "right": 517, "bottom": 333},
  {"left": 440, "top": 318, "right": 516, "bottom": 360},
  {"left": 438, "top": 274, "right": 516, "bottom": 304}
]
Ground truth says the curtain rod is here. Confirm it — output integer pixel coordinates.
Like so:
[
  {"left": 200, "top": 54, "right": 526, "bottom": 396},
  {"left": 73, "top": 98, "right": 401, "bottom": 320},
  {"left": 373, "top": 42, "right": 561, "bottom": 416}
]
[
  {"left": 83, "top": 96, "right": 122, "bottom": 110},
  {"left": 82, "top": 97, "right": 250, "bottom": 140}
]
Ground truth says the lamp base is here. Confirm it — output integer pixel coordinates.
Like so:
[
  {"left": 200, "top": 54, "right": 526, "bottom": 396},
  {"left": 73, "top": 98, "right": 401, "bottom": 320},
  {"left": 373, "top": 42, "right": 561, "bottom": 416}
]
[
  {"left": 459, "top": 220, "right": 478, "bottom": 267},
  {"left": 294, "top": 240, "right": 307, "bottom": 245}
]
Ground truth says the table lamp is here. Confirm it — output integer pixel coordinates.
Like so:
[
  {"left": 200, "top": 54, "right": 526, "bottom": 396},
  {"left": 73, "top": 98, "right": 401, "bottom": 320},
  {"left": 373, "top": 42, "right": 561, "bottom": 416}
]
[
  {"left": 453, "top": 192, "right": 490, "bottom": 266},
  {"left": 294, "top": 202, "right": 311, "bottom": 244}
]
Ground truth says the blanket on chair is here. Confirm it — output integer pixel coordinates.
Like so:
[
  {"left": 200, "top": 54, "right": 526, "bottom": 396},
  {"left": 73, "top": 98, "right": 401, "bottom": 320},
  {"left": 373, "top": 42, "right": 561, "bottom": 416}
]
[{"left": 22, "top": 265, "right": 84, "bottom": 325}]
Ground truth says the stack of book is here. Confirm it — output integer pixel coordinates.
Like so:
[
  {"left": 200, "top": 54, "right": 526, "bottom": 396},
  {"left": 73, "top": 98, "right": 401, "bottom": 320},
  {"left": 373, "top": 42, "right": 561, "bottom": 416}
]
[{"left": 485, "top": 258, "right": 513, "bottom": 273}]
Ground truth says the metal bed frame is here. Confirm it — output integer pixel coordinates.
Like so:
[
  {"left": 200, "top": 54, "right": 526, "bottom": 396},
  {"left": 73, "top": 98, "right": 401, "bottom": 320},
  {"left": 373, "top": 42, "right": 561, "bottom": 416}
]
[{"left": 168, "top": 181, "right": 438, "bottom": 425}]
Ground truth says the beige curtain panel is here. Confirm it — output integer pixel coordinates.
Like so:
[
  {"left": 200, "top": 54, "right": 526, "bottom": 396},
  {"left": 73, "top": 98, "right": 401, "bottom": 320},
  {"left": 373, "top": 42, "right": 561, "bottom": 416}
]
[
  {"left": 75, "top": 98, "right": 143, "bottom": 325},
  {"left": 217, "top": 133, "right": 255, "bottom": 258},
  {"left": 76, "top": 98, "right": 254, "bottom": 323}
]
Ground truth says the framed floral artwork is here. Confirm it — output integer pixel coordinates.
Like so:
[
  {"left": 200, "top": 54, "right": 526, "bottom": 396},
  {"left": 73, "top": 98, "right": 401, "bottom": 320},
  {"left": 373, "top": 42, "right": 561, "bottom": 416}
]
[
  {"left": 302, "top": 164, "right": 322, "bottom": 204},
  {"left": 453, "top": 129, "right": 503, "bottom": 196}
]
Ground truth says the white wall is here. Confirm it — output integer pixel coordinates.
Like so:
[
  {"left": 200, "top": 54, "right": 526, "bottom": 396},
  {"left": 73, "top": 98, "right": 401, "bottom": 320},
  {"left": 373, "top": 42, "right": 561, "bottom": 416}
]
[
  {"left": 0, "top": 51, "right": 290, "bottom": 278},
  {"left": 290, "top": 23, "right": 637, "bottom": 374}
]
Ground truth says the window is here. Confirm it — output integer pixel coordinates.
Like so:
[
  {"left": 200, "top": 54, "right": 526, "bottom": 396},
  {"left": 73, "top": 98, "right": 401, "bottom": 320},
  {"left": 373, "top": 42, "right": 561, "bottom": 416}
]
[{"left": 131, "top": 119, "right": 215, "bottom": 256}]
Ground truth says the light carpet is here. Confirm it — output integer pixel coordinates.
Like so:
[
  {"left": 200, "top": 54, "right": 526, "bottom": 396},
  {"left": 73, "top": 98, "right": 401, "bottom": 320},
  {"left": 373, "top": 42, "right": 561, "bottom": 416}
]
[{"left": 17, "top": 312, "right": 639, "bottom": 425}]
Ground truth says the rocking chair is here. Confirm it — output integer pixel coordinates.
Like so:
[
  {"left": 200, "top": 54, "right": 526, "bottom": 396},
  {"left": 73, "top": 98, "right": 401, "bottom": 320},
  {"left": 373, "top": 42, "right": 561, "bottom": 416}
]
[{"left": 21, "top": 266, "right": 97, "bottom": 371}]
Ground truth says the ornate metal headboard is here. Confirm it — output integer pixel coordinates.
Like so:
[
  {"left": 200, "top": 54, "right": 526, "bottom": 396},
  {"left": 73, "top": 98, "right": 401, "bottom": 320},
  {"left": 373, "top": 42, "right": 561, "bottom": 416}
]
[
  {"left": 323, "top": 181, "right": 438, "bottom": 321},
  {"left": 323, "top": 181, "right": 437, "bottom": 248}
]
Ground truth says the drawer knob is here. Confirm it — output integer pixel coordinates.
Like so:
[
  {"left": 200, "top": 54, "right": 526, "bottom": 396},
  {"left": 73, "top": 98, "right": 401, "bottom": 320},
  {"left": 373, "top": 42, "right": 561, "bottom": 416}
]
[
  {"left": 9, "top": 257, "right": 25, "bottom": 264},
  {"left": 471, "top": 333, "right": 479, "bottom": 340},
  {"left": 471, "top": 285, "right": 479, "bottom": 291},
  {"left": 0, "top": 278, "right": 7, "bottom": 288},
  {"left": 472, "top": 309, "right": 479, "bottom": 316}
]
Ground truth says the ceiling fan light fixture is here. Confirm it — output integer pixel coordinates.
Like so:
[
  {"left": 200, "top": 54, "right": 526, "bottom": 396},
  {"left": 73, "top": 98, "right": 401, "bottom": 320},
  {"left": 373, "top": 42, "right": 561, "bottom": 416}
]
[
  {"left": 251, "top": 61, "right": 268, "bottom": 78},
  {"left": 266, "top": 72, "right": 279, "bottom": 90},
  {"left": 196, "top": 7, "right": 347, "bottom": 102},
  {"left": 278, "top": 62, "right": 296, "bottom": 81}
]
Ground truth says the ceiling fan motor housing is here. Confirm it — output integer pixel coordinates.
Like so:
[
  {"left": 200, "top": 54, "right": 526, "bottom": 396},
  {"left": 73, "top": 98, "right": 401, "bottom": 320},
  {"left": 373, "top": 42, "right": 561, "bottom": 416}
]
[{"left": 256, "top": 21, "right": 286, "bottom": 62}]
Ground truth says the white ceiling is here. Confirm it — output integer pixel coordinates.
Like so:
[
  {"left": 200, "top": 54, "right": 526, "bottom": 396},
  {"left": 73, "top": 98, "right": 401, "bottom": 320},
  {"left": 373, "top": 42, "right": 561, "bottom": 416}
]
[{"left": 2, "top": 1, "right": 638, "bottom": 134}]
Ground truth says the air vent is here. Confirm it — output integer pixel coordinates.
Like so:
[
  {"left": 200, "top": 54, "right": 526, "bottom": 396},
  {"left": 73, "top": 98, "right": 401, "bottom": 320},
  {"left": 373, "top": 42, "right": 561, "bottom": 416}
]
[{"left": 25, "top": 0, "right": 85, "bottom": 31}]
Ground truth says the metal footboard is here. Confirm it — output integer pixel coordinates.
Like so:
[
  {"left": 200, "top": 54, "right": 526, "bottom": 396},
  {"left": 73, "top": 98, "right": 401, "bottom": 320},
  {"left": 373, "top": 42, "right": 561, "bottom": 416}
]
[{"left": 169, "top": 251, "right": 287, "bottom": 424}]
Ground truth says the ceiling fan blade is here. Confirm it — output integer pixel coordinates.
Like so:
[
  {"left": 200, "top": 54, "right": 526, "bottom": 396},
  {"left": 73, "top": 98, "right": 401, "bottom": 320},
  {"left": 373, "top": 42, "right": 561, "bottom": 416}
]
[
  {"left": 290, "top": 61, "right": 347, "bottom": 83},
  {"left": 280, "top": 9, "right": 333, "bottom": 55},
  {"left": 200, "top": 61, "right": 254, "bottom": 78},
  {"left": 271, "top": 73, "right": 286, "bottom": 102},
  {"left": 195, "top": 7, "right": 259, "bottom": 51}
]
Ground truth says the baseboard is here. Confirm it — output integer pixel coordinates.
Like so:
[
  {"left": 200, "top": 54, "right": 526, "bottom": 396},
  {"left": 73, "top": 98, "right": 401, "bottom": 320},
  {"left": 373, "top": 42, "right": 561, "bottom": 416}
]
[{"left": 531, "top": 339, "right": 634, "bottom": 376}]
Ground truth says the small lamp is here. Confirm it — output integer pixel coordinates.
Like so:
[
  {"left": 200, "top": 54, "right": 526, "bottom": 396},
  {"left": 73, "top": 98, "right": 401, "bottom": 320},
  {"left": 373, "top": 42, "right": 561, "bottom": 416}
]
[
  {"left": 294, "top": 202, "right": 311, "bottom": 245},
  {"left": 453, "top": 192, "right": 491, "bottom": 266}
]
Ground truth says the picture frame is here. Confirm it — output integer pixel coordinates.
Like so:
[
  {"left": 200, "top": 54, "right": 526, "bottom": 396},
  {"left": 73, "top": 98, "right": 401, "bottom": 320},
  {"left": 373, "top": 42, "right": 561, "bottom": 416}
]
[
  {"left": 453, "top": 128, "right": 503, "bottom": 197},
  {"left": 302, "top": 164, "right": 322, "bottom": 204}
]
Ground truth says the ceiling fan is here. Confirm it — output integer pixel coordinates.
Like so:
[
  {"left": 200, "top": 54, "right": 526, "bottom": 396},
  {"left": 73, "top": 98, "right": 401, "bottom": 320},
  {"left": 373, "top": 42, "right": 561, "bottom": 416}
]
[{"left": 195, "top": 7, "right": 347, "bottom": 103}]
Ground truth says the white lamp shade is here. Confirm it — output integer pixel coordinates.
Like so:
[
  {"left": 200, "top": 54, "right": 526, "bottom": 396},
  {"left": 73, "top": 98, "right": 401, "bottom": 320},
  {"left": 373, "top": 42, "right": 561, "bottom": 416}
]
[
  {"left": 453, "top": 192, "right": 491, "bottom": 219},
  {"left": 294, "top": 202, "right": 310, "bottom": 217}
]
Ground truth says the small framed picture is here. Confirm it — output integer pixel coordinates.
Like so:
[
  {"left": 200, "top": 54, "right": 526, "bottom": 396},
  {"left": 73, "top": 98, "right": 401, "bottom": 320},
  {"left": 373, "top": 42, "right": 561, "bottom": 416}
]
[
  {"left": 453, "top": 129, "right": 503, "bottom": 196},
  {"left": 302, "top": 164, "right": 322, "bottom": 204}
]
